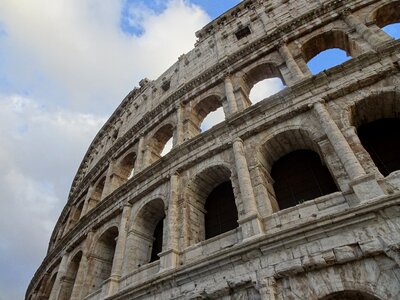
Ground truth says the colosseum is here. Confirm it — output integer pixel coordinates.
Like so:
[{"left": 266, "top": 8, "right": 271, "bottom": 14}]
[{"left": 27, "top": 0, "right": 400, "bottom": 299}]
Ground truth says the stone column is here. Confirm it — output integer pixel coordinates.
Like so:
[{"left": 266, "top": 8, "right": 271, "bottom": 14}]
[
  {"left": 311, "top": 101, "right": 384, "bottom": 201},
  {"left": 102, "top": 160, "right": 117, "bottom": 198},
  {"left": 224, "top": 75, "right": 238, "bottom": 116},
  {"left": 175, "top": 104, "right": 185, "bottom": 145},
  {"left": 48, "top": 253, "right": 69, "bottom": 300},
  {"left": 159, "top": 173, "right": 180, "bottom": 270},
  {"left": 81, "top": 185, "right": 95, "bottom": 216},
  {"left": 134, "top": 136, "right": 145, "bottom": 174},
  {"left": 342, "top": 10, "right": 386, "bottom": 50},
  {"left": 278, "top": 41, "right": 304, "bottom": 82},
  {"left": 107, "top": 204, "right": 132, "bottom": 296},
  {"left": 76, "top": 231, "right": 94, "bottom": 300},
  {"left": 232, "top": 138, "right": 264, "bottom": 239}
]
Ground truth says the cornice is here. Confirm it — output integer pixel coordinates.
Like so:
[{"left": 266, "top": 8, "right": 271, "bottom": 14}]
[{"left": 30, "top": 46, "right": 399, "bottom": 294}]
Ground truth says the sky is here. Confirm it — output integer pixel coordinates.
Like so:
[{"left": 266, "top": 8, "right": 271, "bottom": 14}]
[{"left": 0, "top": 0, "right": 399, "bottom": 299}]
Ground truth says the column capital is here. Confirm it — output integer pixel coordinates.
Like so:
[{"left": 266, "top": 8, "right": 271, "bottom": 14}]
[
  {"left": 308, "top": 99, "right": 325, "bottom": 109},
  {"left": 339, "top": 6, "right": 352, "bottom": 17},
  {"left": 233, "top": 137, "right": 244, "bottom": 145}
]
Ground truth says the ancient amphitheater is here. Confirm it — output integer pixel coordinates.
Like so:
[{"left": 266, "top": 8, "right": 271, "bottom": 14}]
[{"left": 27, "top": 0, "right": 400, "bottom": 299}]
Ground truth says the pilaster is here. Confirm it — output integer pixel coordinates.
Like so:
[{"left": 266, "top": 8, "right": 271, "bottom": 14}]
[
  {"left": 311, "top": 100, "right": 384, "bottom": 202},
  {"left": 232, "top": 138, "right": 264, "bottom": 239},
  {"left": 48, "top": 253, "right": 69, "bottom": 300},
  {"left": 159, "top": 173, "right": 180, "bottom": 270},
  {"left": 278, "top": 41, "right": 305, "bottom": 83},
  {"left": 224, "top": 75, "right": 238, "bottom": 116},
  {"left": 107, "top": 204, "right": 132, "bottom": 296}
]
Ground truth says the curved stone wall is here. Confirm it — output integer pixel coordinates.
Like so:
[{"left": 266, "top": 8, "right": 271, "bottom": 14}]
[{"left": 27, "top": 0, "right": 400, "bottom": 299}]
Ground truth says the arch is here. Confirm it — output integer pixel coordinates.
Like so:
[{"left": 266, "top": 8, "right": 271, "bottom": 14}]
[
  {"left": 185, "top": 164, "right": 238, "bottom": 244},
  {"left": 86, "top": 175, "right": 106, "bottom": 212},
  {"left": 257, "top": 128, "right": 321, "bottom": 174},
  {"left": 109, "top": 150, "right": 137, "bottom": 193},
  {"left": 66, "top": 200, "right": 84, "bottom": 233},
  {"left": 116, "top": 151, "right": 136, "bottom": 180},
  {"left": 371, "top": 1, "right": 400, "bottom": 29},
  {"left": 58, "top": 251, "right": 82, "bottom": 300},
  {"left": 146, "top": 123, "right": 174, "bottom": 165},
  {"left": 241, "top": 62, "right": 286, "bottom": 103},
  {"left": 257, "top": 128, "right": 338, "bottom": 210},
  {"left": 302, "top": 30, "right": 362, "bottom": 74},
  {"left": 40, "top": 271, "right": 57, "bottom": 299},
  {"left": 192, "top": 95, "right": 225, "bottom": 133},
  {"left": 127, "top": 198, "right": 165, "bottom": 268},
  {"left": 88, "top": 226, "right": 118, "bottom": 293},
  {"left": 319, "top": 290, "right": 381, "bottom": 300},
  {"left": 349, "top": 91, "right": 400, "bottom": 176},
  {"left": 271, "top": 150, "right": 339, "bottom": 209}
]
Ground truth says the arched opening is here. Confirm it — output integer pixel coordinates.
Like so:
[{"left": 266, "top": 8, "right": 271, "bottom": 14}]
[
  {"left": 44, "top": 272, "right": 57, "bottom": 298},
  {"left": 118, "top": 152, "right": 136, "bottom": 180},
  {"left": 186, "top": 165, "right": 238, "bottom": 244},
  {"left": 146, "top": 124, "right": 174, "bottom": 165},
  {"left": 350, "top": 92, "right": 400, "bottom": 177},
  {"left": 192, "top": 95, "right": 225, "bottom": 134},
  {"left": 243, "top": 63, "right": 286, "bottom": 104},
  {"left": 271, "top": 150, "right": 339, "bottom": 209},
  {"left": 59, "top": 252, "right": 82, "bottom": 300},
  {"left": 302, "top": 31, "right": 360, "bottom": 74},
  {"left": 320, "top": 290, "right": 381, "bottom": 300},
  {"left": 66, "top": 200, "right": 84, "bottom": 232},
  {"left": 150, "top": 216, "right": 165, "bottom": 262},
  {"left": 307, "top": 48, "right": 350, "bottom": 74},
  {"left": 89, "top": 227, "right": 118, "bottom": 293},
  {"left": 374, "top": 1, "right": 400, "bottom": 39},
  {"left": 257, "top": 129, "right": 339, "bottom": 211},
  {"left": 358, "top": 119, "right": 400, "bottom": 176},
  {"left": 204, "top": 181, "right": 238, "bottom": 239},
  {"left": 160, "top": 137, "right": 173, "bottom": 156},
  {"left": 125, "top": 199, "right": 165, "bottom": 269},
  {"left": 87, "top": 176, "right": 106, "bottom": 212}
]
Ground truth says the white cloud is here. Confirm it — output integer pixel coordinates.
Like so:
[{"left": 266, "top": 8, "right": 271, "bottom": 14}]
[
  {"left": 249, "top": 78, "right": 286, "bottom": 103},
  {"left": 0, "top": 1, "right": 210, "bottom": 298},
  {"left": 0, "top": 94, "right": 106, "bottom": 299},
  {"left": 0, "top": 0, "right": 210, "bottom": 114}
]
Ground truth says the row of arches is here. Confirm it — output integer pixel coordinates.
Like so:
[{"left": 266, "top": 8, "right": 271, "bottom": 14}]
[
  {"left": 60, "top": 1, "right": 399, "bottom": 237},
  {"left": 57, "top": 80, "right": 400, "bottom": 251}
]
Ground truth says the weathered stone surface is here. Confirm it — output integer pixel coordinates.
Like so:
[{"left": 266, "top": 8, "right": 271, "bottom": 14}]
[{"left": 27, "top": 0, "right": 400, "bottom": 299}]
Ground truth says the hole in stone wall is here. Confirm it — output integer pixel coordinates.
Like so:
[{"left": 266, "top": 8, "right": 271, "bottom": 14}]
[
  {"left": 90, "top": 227, "right": 118, "bottom": 293},
  {"left": 235, "top": 26, "right": 251, "bottom": 40},
  {"left": 271, "top": 150, "right": 338, "bottom": 210},
  {"left": 249, "top": 77, "right": 286, "bottom": 103},
  {"left": 320, "top": 290, "right": 380, "bottom": 300},
  {"left": 358, "top": 118, "right": 400, "bottom": 177},
  {"left": 307, "top": 48, "right": 350, "bottom": 75},
  {"left": 150, "top": 217, "right": 165, "bottom": 262},
  {"left": 160, "top": 137, "right": 173, "bottom": 156},
  {"left": 204, "top": 181, "right": 238, "bottom": 240},
  {"left": 200, "top": 107, "right": 225, "bottom": 132},
  {"left": 382, "top": 23, "right": 400, "bottom": 39}
]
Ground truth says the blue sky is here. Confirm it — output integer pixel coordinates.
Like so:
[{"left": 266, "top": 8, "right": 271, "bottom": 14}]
[
  {"left": 0, "top": 1, "right": 241, "bottom": 299},
  {"left": 0, "top": 0, "right": 398, "bottom": 299}
]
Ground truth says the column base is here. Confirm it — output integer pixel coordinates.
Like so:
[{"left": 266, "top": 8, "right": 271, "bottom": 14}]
[
  {"left": 349, "top": 174, "right": 385, "bottom": 203},
  {"left": 158, "top": 248, "right": 180, "bottom": 271},
  {"left": 106, "top": 275, "right": 121, "bottom": 297},
  {"left": 238, "top": 213, "right": 264, "bottom": 241}
]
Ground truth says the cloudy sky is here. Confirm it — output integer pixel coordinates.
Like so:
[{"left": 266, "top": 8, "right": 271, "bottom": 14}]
[
  {"left": 4, "top": 1, "right": 398, "bottom": 299},
  {"left": 0, "top": 1, "right": 250, "bottom": 299}
]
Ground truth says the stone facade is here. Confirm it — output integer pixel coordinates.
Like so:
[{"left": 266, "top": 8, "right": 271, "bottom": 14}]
[{"left": 27, "top": 0, "right": 400, "bottom": 299}]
